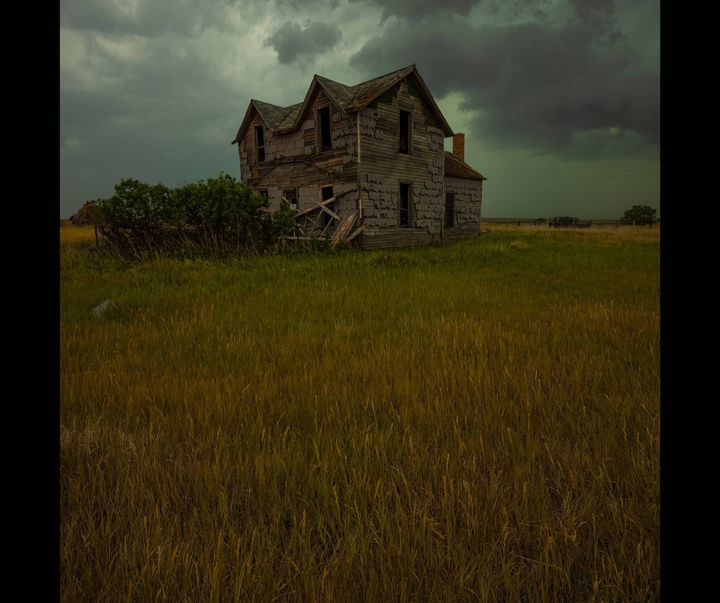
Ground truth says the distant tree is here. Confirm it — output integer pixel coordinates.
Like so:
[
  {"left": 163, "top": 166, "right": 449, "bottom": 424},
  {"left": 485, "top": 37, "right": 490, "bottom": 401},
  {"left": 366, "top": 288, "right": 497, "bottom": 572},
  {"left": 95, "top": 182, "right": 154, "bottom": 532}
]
[
  {"left": 549, "top": 216, "right": 578, "bottom": 228},
  {"left": 620, "top": 205, "right": 657, "bottom": 226}
]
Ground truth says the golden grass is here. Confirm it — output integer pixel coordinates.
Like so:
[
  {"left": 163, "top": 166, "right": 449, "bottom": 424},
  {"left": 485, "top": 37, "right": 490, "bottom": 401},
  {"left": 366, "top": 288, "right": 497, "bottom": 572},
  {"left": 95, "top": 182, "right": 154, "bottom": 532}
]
[
  {"left": 60, "top": 223, "right": 97, "bottom": 245},
  {"left": 60, "top": 225, "right": 660, "bottom": 602}
]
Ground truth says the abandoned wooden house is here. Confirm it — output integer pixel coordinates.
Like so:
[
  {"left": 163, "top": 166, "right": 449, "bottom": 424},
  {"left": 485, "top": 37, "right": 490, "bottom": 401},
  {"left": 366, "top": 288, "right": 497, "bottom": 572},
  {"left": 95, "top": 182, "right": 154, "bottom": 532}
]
[{"left": 231, "top": 64, "right": 486, "bottom": 249}]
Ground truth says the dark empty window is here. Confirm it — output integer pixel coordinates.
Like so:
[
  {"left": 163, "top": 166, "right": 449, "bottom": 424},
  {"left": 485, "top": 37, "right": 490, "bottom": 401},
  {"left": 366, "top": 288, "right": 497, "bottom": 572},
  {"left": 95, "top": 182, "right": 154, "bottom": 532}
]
[
  {"left": 445, "top": 192, "right": 455, "bottom": 228},
  {"left": 321, "top": 185, "right": 334, "bottom": 228},
  {"left": 283, "top": 189, "right": 297, "bottom": 208},
  {"left": 399, "top": 183, "right": 412, "bottom": 227},
  {"left": 399, "top": 109, "right": 411, "bottom": 154},
  {"left": 255, "top": 125, "right": 265, "bottom": 162},
  {"left": 317, "top": 107, "right": 331, "bottom": 152}
]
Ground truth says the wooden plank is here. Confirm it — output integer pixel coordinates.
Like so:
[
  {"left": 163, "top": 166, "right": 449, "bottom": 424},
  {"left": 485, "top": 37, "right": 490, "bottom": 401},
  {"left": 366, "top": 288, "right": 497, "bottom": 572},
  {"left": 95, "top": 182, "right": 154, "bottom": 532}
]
[
  {"left": 319, "top": 215, "right": 337, "bottom": 238},
  {"left": 296, "top": 196, "right": 336, "bottom": 217},
  {"left": 294, "top": 190, "right": 350, "bottom": 218},
  {"left": 316, "top": 202, "right": 341, "bottom": 221},
  {"left": 344, "top": 224, "right": 365, "bottom": 242},
  {"left": 297, "top": 198, "right": 341, "bottom": 222},
  {"left": 330, "top": 211, "right": 358, "bottom": 249}
]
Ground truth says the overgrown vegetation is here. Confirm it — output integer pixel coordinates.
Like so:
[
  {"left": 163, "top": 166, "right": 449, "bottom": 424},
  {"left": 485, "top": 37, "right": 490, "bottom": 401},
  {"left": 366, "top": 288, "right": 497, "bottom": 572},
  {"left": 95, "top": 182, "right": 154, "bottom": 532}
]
[
  {"left": 60, "top": 224, "right": 660, "bottom": 602},
  {"left": 87, "top": 173, "right": 296, "bottom": 256}
]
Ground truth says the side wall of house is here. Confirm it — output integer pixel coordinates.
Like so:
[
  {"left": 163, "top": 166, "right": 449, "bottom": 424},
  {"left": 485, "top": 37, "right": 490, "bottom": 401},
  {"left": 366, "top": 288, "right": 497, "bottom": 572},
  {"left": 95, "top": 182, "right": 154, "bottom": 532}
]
[
  {"left": 358, "top": 78, "right": 446, "bottom": 249},
  {"left": 238, "top": 89, "right": 359, "bottom": 217},
  {"left": 443, "top": 175, "right": 483, "bottom": 240}
]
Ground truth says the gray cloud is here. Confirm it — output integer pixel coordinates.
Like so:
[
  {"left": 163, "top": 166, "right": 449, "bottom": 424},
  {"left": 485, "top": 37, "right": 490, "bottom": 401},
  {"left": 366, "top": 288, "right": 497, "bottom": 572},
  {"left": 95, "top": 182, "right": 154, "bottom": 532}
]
[
  {"left": 568, "top": 0, "right": 622, "bottom": 42},
  {"left": 265, "top": 21, "right": 343, "bottom": 64},
  {"left": 350, "top": 12, "right": 658, "bottom": 160},
  {"left": 59, "top": 0, "right": 245, "bottom": 37},
  {"left": 570, "top": 0, "right": 615, "bottom": 22},
  {"left": 275, "top": 0, "right": 342, "bottom": 9},
  {"left": 348, "top": 0, "right": 480, "bottom": 21}
]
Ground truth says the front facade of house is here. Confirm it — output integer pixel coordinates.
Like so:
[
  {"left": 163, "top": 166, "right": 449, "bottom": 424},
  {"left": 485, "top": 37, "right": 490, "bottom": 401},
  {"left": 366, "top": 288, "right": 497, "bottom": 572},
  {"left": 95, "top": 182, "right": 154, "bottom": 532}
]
[{"left": 232, "top": 65, "right": 486, "bottom": 249}]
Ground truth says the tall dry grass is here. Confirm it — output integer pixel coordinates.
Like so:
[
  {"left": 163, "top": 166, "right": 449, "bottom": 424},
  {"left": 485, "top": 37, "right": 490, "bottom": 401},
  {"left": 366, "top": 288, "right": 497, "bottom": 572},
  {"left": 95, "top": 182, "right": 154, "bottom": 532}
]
[{"left": 60, "top": 224, "right": 660, "bottom": 602}]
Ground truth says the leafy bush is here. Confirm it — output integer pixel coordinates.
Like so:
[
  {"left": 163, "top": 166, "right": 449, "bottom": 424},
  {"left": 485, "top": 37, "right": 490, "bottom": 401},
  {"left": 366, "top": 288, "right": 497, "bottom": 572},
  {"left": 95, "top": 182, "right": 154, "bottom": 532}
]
[
  {"left": 93, "top": 173, "right": 295, "bottom": 256},
  {"left": 620, "top": 205, "right": 658, "bottom": 226}
]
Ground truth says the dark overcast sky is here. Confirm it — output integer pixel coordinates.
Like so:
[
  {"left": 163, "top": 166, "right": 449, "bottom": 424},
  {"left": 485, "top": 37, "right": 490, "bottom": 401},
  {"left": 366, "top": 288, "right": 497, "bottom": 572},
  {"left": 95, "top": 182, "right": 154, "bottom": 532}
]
[{"left": 60, "top": 0, "right": 659, "bottom": 219}]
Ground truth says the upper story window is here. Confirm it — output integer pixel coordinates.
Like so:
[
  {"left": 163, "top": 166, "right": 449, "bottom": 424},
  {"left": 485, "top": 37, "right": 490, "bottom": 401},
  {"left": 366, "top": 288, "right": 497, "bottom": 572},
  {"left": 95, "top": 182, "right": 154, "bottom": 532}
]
[
  {"left": 254, "top": 125, "right": 265, "bottom": 162},
  {"left": 317, "top": 106, "right": 332, "bottom": 152},
  {"left": 399, "top": 109, "right": 412, "bottom": 154}
]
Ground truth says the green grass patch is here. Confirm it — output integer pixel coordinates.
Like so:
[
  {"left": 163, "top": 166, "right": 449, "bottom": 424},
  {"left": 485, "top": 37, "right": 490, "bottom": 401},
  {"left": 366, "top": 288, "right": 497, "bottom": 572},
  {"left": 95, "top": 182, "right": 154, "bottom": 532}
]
[{"left": 60, "top": 226, "right": 660, "bottom": 602}]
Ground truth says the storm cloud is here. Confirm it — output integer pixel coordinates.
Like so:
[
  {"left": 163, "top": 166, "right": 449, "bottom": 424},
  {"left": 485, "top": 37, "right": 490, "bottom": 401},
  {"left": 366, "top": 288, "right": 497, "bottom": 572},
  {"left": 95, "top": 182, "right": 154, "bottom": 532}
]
[
  {"left": 348, "top": 0, "right": 480, "bottom": 21},
  {"left": 350, "top": 10, "right": 658, "bottom": 159},
  {"left": 265, "top": 21, "right": 343, "bottom": 64}
]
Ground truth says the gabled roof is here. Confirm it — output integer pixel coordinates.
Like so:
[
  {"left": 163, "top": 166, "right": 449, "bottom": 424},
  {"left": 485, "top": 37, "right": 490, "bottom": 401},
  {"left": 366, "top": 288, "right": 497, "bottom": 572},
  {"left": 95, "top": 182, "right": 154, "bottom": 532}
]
[
  {"left": 444, "top": 151, "right": 486, "bottom": 181},
  {"left": 232, "top": 65, "right": 454, "bottom": 145},
  {"left": 232, "top": 100, "right": 301, "bottom": 145},
  {"left": 315, "top": 75, "right": 356, "bottom": 108},
  {"left": 344, "top": 65, "right": 415, "bottom": 111}
]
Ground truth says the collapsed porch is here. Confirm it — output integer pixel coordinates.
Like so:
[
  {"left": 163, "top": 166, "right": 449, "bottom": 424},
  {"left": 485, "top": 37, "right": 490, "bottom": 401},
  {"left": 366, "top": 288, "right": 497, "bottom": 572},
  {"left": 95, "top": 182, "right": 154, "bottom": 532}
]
[{"left": 282, "top": 190, "right": 364, "bottom": 249}]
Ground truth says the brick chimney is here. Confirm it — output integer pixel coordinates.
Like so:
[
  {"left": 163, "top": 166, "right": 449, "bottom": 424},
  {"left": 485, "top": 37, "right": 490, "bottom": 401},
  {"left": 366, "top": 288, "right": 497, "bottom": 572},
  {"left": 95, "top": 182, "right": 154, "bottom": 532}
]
[{"left": 453, "top": 133, "right": 465, "bottom": 162}]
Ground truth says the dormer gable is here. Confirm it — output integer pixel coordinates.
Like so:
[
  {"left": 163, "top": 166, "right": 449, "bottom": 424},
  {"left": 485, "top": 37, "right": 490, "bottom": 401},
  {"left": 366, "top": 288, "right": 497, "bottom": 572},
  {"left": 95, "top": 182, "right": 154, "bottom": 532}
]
[
  {"left": 232, "top": 65, "right": 455, "bottom": 145},
  {"left": 231, "top": 100, "right": 301, "bottom": 145}
]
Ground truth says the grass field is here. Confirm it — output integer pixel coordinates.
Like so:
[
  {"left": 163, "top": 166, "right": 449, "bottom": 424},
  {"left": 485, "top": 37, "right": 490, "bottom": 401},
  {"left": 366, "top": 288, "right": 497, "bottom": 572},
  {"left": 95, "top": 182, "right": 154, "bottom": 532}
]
[{"left": 60, "top": 223, "right": 660, "bottom": 602}]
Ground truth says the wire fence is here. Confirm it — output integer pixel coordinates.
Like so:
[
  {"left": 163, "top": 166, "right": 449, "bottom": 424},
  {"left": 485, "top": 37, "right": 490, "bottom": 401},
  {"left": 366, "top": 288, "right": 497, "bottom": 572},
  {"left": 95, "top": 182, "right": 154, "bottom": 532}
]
[{"left": 481, "top": 218, "right": 659, "bottom": 229}]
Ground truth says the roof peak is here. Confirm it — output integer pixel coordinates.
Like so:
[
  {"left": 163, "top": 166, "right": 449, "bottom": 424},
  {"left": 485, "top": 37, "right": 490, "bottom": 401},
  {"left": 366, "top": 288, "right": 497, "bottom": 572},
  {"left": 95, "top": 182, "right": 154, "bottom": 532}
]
[
  {"left": 313, "top": 65, "right": 415, "bottom": 87},
  {"left": 234, "top": 64, "right": 453, "bottom": 142}
]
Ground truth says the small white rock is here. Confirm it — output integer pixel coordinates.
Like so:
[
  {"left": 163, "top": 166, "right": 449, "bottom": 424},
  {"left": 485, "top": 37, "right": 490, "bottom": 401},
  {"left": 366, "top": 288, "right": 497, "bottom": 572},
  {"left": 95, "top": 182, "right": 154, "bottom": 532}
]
[{"left": 93, "top": 299, "right": 115, "bottom": 317}]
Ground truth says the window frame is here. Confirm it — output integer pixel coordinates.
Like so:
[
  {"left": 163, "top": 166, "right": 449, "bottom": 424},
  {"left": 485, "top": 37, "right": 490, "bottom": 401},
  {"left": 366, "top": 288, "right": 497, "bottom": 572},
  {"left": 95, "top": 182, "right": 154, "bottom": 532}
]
[
  {"left": 444, "top": 192, "right": 455, "bottom": 229},
  {"left": 399, "top": 182, "right": 413, "bottom": 227},
  {"left": 398, "top": 108, "right": 412, "bottom": 155},
  {"left": 317, "top": 106, "right": 332, "bottom": 153},
  {"left": 254, "top": 125, "right": 266, "bottom": 163},
  {"left": 283, "top": 188, "right": 298, "bottom": 209}
]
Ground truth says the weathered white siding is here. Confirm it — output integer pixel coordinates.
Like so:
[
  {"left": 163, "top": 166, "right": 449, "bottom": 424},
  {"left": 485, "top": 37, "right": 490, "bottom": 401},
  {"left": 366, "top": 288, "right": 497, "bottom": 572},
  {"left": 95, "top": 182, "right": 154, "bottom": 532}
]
[
  {"left": 239, "top": 88, "right": 360, "bottom": 214},
  {"left": 443, "top": 175, "right": 483, "bottom": 239},
  {"left": 358, "top": 80, "right": 445, "bottom": 233}
]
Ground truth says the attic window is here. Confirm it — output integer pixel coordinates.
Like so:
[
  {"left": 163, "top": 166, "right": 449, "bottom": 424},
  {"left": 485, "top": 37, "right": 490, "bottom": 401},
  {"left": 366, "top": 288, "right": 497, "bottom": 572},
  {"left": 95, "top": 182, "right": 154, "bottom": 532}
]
[
  {"left": 317, "top": 106, "right": 331, "bottom": 152},
  {"left": 399, "top": 109, "right": 412, "bottom": 154},
  {"left": 255, "top": 125, "right": 265, "bottom": 162},
  {"left": 399, "top": 183, "right": 412, "bottom": 227}
]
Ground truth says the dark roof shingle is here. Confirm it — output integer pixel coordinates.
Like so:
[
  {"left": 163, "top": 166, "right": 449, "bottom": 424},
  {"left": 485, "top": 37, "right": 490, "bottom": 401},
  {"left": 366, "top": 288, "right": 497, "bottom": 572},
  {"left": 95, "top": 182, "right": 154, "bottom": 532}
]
[{"left": 444, "top": 151, "right": 486, "bottom": 181}]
